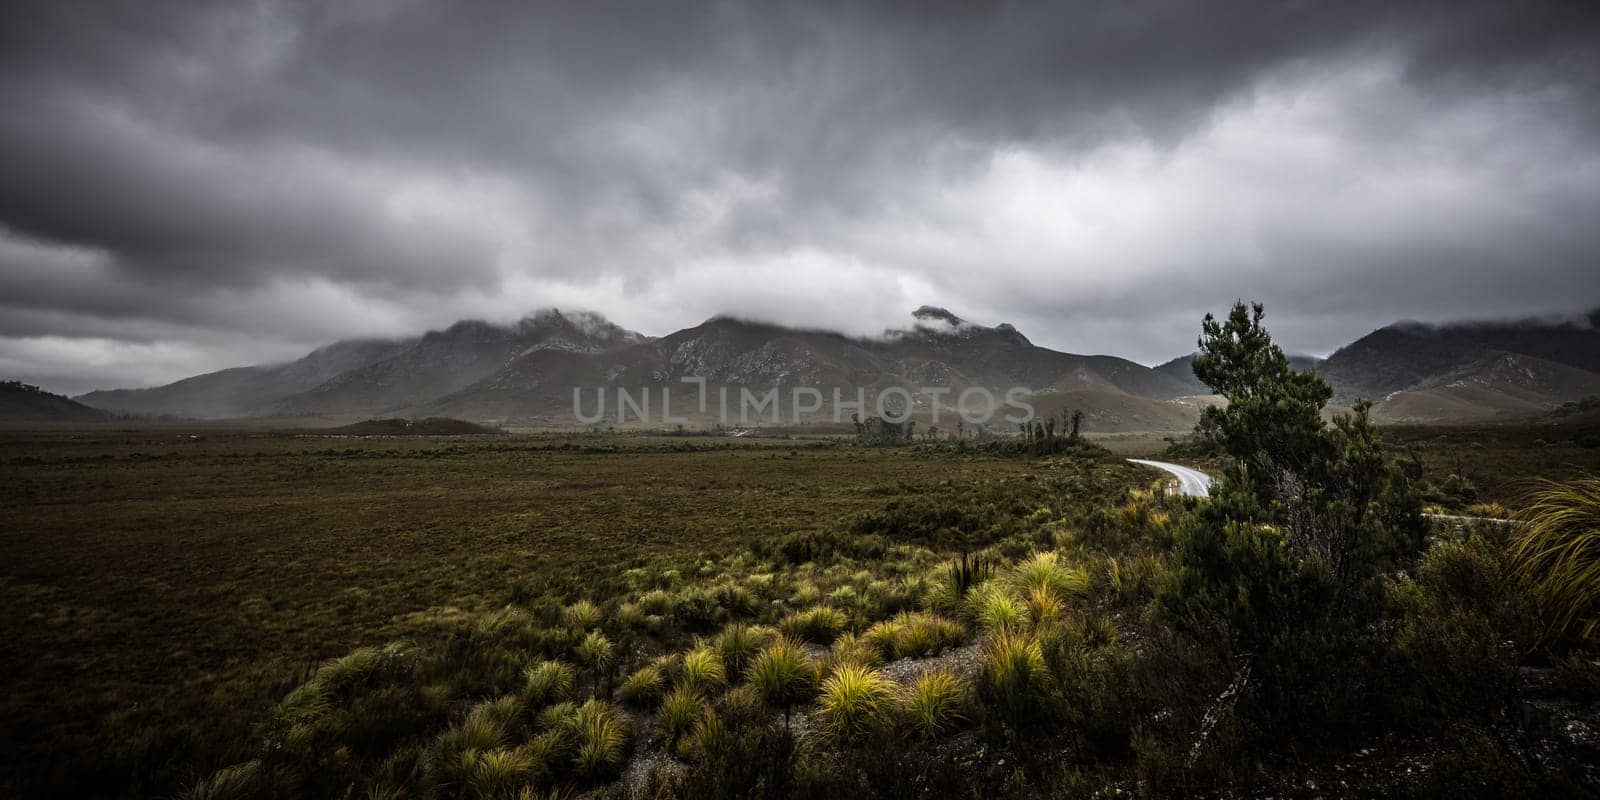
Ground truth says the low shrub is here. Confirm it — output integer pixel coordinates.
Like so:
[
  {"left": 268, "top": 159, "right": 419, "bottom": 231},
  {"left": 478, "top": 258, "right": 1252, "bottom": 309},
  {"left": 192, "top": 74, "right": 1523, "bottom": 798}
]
[{"left": 673, "top": 589, "right": 720, "bottom": 633}]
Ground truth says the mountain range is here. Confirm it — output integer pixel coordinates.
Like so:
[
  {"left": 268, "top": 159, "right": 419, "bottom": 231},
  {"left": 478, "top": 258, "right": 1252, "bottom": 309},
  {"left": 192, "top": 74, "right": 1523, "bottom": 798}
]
[{"left": 39, "top": 306, "right": 1600, "bottom": 430}]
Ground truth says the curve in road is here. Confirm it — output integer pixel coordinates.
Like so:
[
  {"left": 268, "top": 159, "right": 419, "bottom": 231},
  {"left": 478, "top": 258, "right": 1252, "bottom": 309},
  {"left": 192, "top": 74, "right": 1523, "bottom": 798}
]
[{"left": 1127, "top": 458, "right": 1214, "bottom": 498}]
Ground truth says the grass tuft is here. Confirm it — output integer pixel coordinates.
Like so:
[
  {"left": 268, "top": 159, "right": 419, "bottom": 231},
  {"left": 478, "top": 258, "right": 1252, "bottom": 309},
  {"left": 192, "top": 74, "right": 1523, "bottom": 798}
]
[
  {"left": 779, "top": 605, "right": 848, "bottom": 643},
  {"left": 815, "top": 662, "right": 897, "bottom": 744},
  {"left": 981, "top": 630, "right": 1049, "bottom": 726},
  {"left": 574, "top": 630, "right": 614, "bottom": 677},
  {"left": 679, "top": 646, "right": 728, "bottom": 696},
  {"left": 522, "top": 661, "right": 576, "bottom": 708},
  {"left": 1011, "top": 551, "right": 1089, "bottom": 599},
  {"left": 657, "top": 687, "right": 706, "bottom": 747},
  {"left": 465, "top": 748, "right": 536, "bottom": 798},
  {"left": 903, "top": 669, "right": 967, "bottom": 738},
  {"left": 567, "top": 699, "right": 630, "bottom": 780},
  {"left": 180, "top": 761, "right": 263, "bottom": 800},
  {"left": 714, "top": 624, "right": 763, "bottom": 677},
  {"left": 746, "top": 637, "right": 819, "bottom": 717},
  {"left": 1511, "top": 479, "right": 1600, "bottom": 643},
  {"left": 618, "top": 665, "right": 667, "bottom": 708},
  {"left": 863, "top": 612, "right": 966, "bottom": 660},
  {"left": 973, "top": 587, "right": 1027, "bottom": 633},
  {"left": 563, "top": 600, "right": 602, "bottom": 631}
]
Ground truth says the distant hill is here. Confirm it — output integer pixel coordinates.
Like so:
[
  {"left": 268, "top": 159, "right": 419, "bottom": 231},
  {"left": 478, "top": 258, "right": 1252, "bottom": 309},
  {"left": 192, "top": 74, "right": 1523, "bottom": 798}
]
[
  {"left": 77, "top": 337, "right": 408, "bottom": 418},
  {"left": 0, "top": 380, "right": 112, "bottom": 422},
  {"left": 272, "top": 309, "right": 645, "bottom": 418},
  {"left": 1153, "top": 352, "right": 1324, "bottom": 395},
  {"left": 76, "top": 309, "right": 642, "bottom": 420},
  {"left": 1025, "top": 389, "right": 1221, "bottom": 435},
  {"left": 1153, "top": 311, "right": 1600, "bottom": 423},
  {"left": 324, "top": 417, "right": 504, "bottom": 436},
  {"left": 1320, "top": 310, "right": 1600, "bottom": 400},
  {"left": 1371, "top": 352, "right": 1600, "bottom": 423}
]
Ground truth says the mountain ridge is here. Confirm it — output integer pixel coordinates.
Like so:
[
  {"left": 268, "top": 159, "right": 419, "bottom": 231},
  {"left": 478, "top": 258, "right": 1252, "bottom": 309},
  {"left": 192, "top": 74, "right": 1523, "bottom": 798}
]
[{"left": 65, "top": 306, "right": 1600, "bottom": 428}]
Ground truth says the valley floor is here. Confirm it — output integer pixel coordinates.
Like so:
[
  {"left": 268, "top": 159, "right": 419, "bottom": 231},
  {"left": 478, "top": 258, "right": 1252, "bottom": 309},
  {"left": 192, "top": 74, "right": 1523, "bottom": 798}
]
[
  {"left": 2, "top": 424, "right": 1597, "bottom": 798},
  {"left": 0, "top": 429, "right": 1055, "bottom": 796}
]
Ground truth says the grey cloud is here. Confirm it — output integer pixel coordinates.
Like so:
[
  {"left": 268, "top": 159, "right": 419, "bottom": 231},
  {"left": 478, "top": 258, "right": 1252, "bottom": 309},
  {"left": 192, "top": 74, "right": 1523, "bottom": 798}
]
[{"left": 1, "top": 0, "right": 1598, "bottom": 391}]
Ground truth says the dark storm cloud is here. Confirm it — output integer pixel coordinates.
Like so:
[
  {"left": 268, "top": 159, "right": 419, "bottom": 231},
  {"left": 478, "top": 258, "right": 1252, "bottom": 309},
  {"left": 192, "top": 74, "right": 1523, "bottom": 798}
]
[{"left": 1, "top": 0, "right": 1598, "bottom": 393}]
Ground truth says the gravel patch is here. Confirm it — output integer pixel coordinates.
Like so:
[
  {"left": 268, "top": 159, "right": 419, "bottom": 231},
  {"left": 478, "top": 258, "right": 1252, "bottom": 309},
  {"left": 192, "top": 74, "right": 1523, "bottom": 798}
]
[{"left": 879, "top": 643, "right": 983, "bottom": 685}]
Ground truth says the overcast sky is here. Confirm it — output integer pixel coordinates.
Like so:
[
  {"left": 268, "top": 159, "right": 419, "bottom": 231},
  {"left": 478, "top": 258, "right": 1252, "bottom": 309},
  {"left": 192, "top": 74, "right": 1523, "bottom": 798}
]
[{"left": 3, "top": 1, "right": 1599, "bottom": 394}]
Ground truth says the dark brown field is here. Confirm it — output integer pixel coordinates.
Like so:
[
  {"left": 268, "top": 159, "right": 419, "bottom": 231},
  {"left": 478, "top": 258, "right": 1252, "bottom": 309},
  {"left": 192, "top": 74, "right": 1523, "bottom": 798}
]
[{"left": 0, "top": 428, "right": 1051, "bottom": 793}]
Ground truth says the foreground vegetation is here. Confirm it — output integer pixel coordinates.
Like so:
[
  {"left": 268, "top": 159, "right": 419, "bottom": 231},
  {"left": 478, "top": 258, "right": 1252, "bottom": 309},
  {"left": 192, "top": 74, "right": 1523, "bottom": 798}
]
[{"left": 5, "top": 304, "right": 1600, "bottom": 798}]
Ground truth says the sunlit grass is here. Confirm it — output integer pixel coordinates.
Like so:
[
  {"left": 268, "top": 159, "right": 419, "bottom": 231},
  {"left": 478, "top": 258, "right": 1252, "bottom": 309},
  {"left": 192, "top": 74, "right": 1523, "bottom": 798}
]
[
  {"left": 981, "top": 630, "right": 1049, "bottom": 725},
  {"left": 864, "top": 612, "right": 966, "bottom": 660},
  {"left": 466, "top": 747, "right": 537, "bottom": 798},
  {"left": 638, "top": 589, "right": 674, "bottom": 616},
  {"left": 523, "top": 661, "right": 576, "bottom": 709},
  {"left": 779, "top": 605, "right": 847, "bottom": 643},
  {"left": 179, "top": 760, "right": 264, "bottom": 800},
  {"left": 903, "top": 669, "right": 967, "bottom": 738},
  {"left": 1010, "top": 551, "right": 1089, "bottom": 599},
  {"left": 568, "top": 699, "right": 630, "bottom": 780},
  {"left": 618, "top": 665, "right": 666, "bottom": 708},
  {"left": 973, "top": 586, "right": 1027, "bottom": 633},
  {"left": 714, "top": 624, "right": 763, "bottom": 677},
  {"left": 574, "top": 630, "right": 615, "bottom": 683},
  {"left": 679, "top": 646, "right": 727, "bottom": 696},
  {"left": 746, "top": 637, "right": 818, "bottom": 722},
  {"left": 1026, "top": 586, "right": 1062, "bottom": 626},
  {"left": 534, "top": 700, "right": 578, "bottom": 735},
  {"left": 657, "top": 687, "right": 706, "bottom": 748},
  {"left": 563, "top": 600, "right": 602, "bottom": 631},
  {"left": 815, "top": 662, "right": 897, "bottom": 744},
  {"left": 1511, "top": 478, "right": 1600, "bottom": 643}
]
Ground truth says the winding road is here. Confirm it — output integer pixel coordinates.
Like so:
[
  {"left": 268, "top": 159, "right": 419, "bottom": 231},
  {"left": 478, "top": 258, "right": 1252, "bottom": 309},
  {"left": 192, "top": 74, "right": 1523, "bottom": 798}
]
[{"left": 1127, "top": 459, "right": 1214, "bottom": 497}]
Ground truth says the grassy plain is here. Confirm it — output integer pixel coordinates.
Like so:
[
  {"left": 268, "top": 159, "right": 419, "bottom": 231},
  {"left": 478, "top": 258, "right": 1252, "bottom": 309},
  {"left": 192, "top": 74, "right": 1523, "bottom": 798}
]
[
  {"left": 0, "top": 427, "right": 1100, "bottom": 795},
  {"left": 4, "top": 419, "right": 1598, "bottom": 798},
  {"left": 1383, "top": 413, "right": 1600, "bottom": 506}
]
